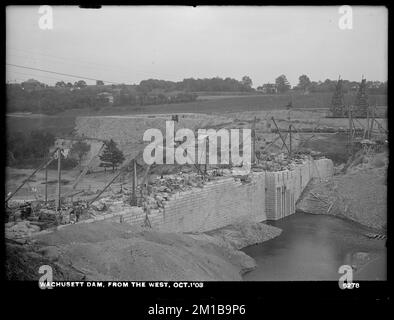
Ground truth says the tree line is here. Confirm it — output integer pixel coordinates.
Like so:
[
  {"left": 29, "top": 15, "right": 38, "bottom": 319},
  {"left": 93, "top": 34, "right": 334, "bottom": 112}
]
[
  {"left": 138, "top": 76, "right": 253, "bottom": 92},
  {"left": 7, "top": 82, "right": 199, "bottom": 115},
  {"left": 7, "top": 75, "right": 386, "bottom": 115},
  {"left": 257, "top": 74, "right": 387, "bottom": 95},
  {"left": 6, "top": 76, "right": 255, "bottom": 115}
]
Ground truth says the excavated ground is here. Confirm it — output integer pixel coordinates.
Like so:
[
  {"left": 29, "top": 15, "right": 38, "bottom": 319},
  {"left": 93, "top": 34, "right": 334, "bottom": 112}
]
[
  {"left": 6, "top": 219, "right": 281, "bottom": 281},
  {"left": 297, "top": 151, "right": 387, "bottom": 232}
]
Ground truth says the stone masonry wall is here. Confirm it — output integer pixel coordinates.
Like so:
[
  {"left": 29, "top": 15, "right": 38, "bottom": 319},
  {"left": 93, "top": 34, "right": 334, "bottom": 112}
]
[
  {"left": 92, "top": 158, "right": 333, "bottom": 232},
  {"left": 151, "top": 172, "right": 266, "bottom": 233},
  {"left": 264, "top": 158, "right": 334, "bottom": 221}
]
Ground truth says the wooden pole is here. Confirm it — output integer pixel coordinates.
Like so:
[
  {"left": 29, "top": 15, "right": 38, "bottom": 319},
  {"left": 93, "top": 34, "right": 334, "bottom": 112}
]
[
  {"left": 45, "top": 164, "right": 48, "bottom": 204},
  {"left": 369, "top": 105, "right": 376, "bottom": 139},
  {"left": 289, "top": 125, "right": 292, "bottom": 157},
  {"left": 88, "top": 169, "right": 124, "bottom": 206},
  {"left": 64, "top": 142, "right": 105, "bottom": 198},
  {"left": 348, "top": 106, "right": 353, "bottom": 155},
  {"left": 5, "top": 148, "right": 57, "bottom": 203},
  {"left": 373, "top": 118, "right": 388, "bottom": 134},
  {"left": 271, "top": 117, "right": 291, "bottom": 154},
  {"left": 56, "top": 148, "right": 62, "bottom": 211},
  {"left": 204, "top": 136, "right": 208, "bottom": 176},
  {"left": 132, "top": 159, "right": 137, "bottom": 205},
  {"left": 252, "top": 116, "right": 256, "bottom": 164},
  {"left": 364, "top": 109, "right": 370, "bottom": 139},
  {"left": 259, "top": 135, "right": 281, "bottom": 154},
  {"left": 280, "top": 133, "right": 289, "bottom": 150}
]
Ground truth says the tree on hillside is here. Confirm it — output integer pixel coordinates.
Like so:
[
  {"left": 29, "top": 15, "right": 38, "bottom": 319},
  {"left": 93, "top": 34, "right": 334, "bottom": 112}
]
[
  {"left": 96, "top": 80, "right": 104, "bottom": 86},
  {"left": 99, "top": 139, "right": 125, "bottom": 172},
  {"left": 70, "top": 141, "right": 91, "bottom": 165},
  {"left": 74, "top": 80, "right": 87, "bottom": 89},
  {"left": 55, "top": 81, "right": 66, "bottom": 88},
  {"left": 241, "top": 76, "right": 253, "bottom": 88},
  {"left": 297, "top": 75, "right": 311, "bottom": 93},
  {"left": 275, "top": 75, "right": 291, "bottom": 94},
  {"left": 21, "top": 78, "right": 46, "bottom": 91}
]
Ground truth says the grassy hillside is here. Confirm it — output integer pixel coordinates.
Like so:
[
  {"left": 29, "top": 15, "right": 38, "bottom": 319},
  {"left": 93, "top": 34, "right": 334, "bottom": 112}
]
[
  {"left": 58, "top": 92, "right": 386, "bottom": 115},
  {"left": 7, "top": 92, "right": 387, "bottom": 136}
]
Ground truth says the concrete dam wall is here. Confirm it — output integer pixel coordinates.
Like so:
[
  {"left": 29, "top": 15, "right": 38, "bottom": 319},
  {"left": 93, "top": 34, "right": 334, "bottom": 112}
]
[{"left": 85, "top": 158, "right": 334, "bottom": 233}]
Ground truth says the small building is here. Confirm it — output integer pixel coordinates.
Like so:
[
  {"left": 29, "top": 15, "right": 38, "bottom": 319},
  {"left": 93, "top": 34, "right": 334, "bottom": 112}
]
[
  {"left": 258, "top": 83, "right": 277, "bottom": 94},
  {"left": 97, "top": 92, "right": 114, "bottom": 105}
]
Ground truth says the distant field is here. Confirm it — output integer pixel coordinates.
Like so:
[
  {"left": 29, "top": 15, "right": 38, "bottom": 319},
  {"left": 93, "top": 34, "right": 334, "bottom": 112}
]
[
  {"left": 197, "top": 94, "right": 264, "bottom": 100},
  {"left": 7, "top": 92, "right": 387, "bottom": 136},
  {"left": 58, "top": 92, "right": 387, "bottom": 116}
]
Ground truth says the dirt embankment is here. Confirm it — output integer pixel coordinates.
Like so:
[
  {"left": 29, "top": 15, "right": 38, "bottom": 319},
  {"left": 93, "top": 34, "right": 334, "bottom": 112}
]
[
  {"left": 6, "top": 219, "right": 281, "bottom": 281},
  {"left": 297, "top": 151, "right": 387, "bottom": 232}
]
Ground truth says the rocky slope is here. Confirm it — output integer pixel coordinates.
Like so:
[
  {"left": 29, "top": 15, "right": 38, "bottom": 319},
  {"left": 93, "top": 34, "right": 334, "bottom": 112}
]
[{"left": 297, "top": 151, "right": 387, "bottom": 232}]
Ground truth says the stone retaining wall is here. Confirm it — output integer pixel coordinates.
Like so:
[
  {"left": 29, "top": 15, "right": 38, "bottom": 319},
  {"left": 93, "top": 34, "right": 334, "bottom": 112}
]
[{"left": 31, "top": 158, "right": 334, "bottom": 237}]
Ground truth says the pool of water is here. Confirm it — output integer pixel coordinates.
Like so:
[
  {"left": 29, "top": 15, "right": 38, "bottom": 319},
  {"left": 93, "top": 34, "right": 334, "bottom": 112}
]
[{"left": 243, "top": 212, "right": 386, "bottom": 281}]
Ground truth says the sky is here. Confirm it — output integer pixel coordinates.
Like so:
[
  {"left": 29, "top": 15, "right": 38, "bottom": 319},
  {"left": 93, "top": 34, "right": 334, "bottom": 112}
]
[{"left": 6, "top": 5, "right": 388, "bottom": 87}]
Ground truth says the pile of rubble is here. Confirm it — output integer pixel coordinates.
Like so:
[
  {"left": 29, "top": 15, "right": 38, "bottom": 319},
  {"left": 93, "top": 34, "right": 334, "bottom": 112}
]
[
  {"left": 5, "top": 221, "right": 41, "bottom": 240},
  {"left": 253, "top": 152, "right": 320, "bottom": 172},
  {"left": 87, "top": 169, "right": 235, "bottom": 214},
  {"left": 5, "top": 200, "right": 92, "bottom": 240},
  {"left": 140, "top": 173, "right": 210, "bottom": 211}
]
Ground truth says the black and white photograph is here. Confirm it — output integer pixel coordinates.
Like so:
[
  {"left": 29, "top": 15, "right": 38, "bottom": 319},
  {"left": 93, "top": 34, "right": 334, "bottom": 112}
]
[{"left": 4, "top": 5, "right": 389, "bottom": 303}]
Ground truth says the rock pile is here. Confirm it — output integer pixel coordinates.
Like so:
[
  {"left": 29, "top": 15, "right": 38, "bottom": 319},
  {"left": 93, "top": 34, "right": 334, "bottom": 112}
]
[
  {"left": 253, "top": 153, "right": 313, "bottom": 172},
  {"left": 5, "top": 200, "right": 91, "bottom": 239},
  {"left": 5, "top": 221, "right": 41, "bottom": 240},
  {"left": 140, "top": 173, "right": 208, "bottom": 210}
]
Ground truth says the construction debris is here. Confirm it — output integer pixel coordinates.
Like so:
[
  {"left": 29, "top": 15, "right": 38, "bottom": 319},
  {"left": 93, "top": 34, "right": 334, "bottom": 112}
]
[
  {"left": 253, "top": 152, "right": 317, "bottom": 172},
  {"left": 5, "top": 221, "right": 41, "bottom": 239}
]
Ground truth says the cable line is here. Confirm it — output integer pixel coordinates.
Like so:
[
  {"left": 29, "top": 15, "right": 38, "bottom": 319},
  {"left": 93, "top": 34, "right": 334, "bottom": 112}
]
[{"left": 6, "top": 63, "right": 120, "bottom": 84}]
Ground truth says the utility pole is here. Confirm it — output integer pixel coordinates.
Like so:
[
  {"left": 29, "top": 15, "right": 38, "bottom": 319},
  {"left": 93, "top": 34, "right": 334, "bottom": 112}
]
[{"left": 56, "top": 148, "right": 62, "bottom": 211}]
